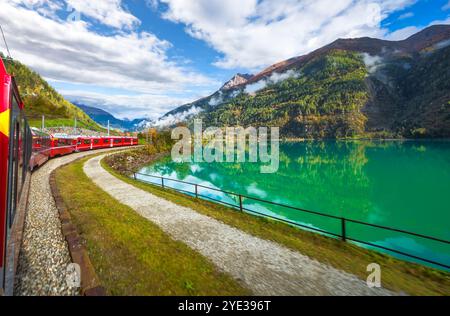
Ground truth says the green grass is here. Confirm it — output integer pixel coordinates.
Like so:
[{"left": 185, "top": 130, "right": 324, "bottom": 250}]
[
  {"left": 101, "top": 155, "right": 450, "bottom": 296},
  {"left": 55, "top": 157, "right": 251, "bottom": 296}
]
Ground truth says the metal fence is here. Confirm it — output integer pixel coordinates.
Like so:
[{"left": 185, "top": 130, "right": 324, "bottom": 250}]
[{"left": 131, "top": 171, "right": 450, "bottom": 270}]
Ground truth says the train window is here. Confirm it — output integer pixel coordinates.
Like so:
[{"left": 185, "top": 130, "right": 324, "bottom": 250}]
[
  {"left": 12, "top": 93, "right": 24, "bottom": 209},
  {"left": 8, "top": 120, "right": 20, "bottom": 228},
  {"left": 84, "top": 139, "right": 91, "bottom": 145},
  {"left": 17, "top": 122, "right": 23, "bottom": 191},
  {"left": 21, "top": 118, "right": 27, "bottom": 184},
  {"left": 104, "top": 139, "right": 110, "bottom": 143},
  {"left": 114, "top": 139, "right": 121, "bottom": 144},
  {"left": 94, "top": 139, "right": 100, "bottom": 144}
]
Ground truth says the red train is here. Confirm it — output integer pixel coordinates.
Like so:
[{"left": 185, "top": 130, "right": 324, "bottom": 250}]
[
  {"left": 0, "top": 59, "right": 138, "bottom": 294},
  {"left": 75, "top": 136, "right": 138, "bottom": 152},
  {"left": 30, "top": 128, "right": 51, "bottom": 170}
]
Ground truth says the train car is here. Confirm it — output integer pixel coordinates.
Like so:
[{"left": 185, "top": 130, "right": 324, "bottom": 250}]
[
  {"left": 0, "top": 58, "right": 140, "bottom": 294},
  {"left": 0, "top": 58, "right": 32, "bottom": 295},
  {"left": 101, "top": 137, "right": 113, "bottom": 148},
  {"left": 30, "top": 128, "right": 51, "bottom": 171},
  {"left": 75, "top": 136, "right": 92, "bottom": 152},
  {"left": 123, "top": 137, "right": 138, "bottom": 147},
  {"left": 76, "top": 136, "right": 138, "bottom": 151},
  {"left": 111, "top": 136, "right": 124, "bottom": 147},
  {"left": 91, "top": 137, "right": 107, "bottom": 150},
  {"left": 49, "top": 134, "right": 76, "bottom": 158}
]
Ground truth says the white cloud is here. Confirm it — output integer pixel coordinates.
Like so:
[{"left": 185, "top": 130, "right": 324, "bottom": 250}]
[
  {"left": 245, "top": 69, "right": 300, "bottom": 94},
  {"left": 0, "top": 1, "right": 215, "bottom": 118},
  {"left": 9, "top": 0, "right": 64, "bottom": 18},
  {"left": 384, "top": 25, "right": 420, "bottom": 40},
  {"left": 443, "top": 1, "right": 450, "bottom": 11},
  {"left": 385, "top": 16, "right": 450, "bottom": 41},
  {"left": 66, "top": 0, "right": 139, "bottom": 29},
  {"left": 157, "top": 0, "right": 417, "bottom": 70},
  {"left": 362, "top": 53, "right": 384, "bottom": 73},
  {"left": 245, "top": 81, "right": 267, "bottom": 95},
  {"left": 434, "top": 38, "right": 450, "bottom": 49},
  {"left": 208, "top": 91, "right": 223, "bottom": 106},
  {"left": 398, "top": 11, "right": 414, "bottom": 19},
  {"left": 153, "top": 106, "right": 203, "bottom": 128}
]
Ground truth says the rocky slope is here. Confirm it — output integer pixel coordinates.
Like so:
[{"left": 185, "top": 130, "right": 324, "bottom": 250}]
[{"left": 221, "top": 73, "right": 253, "bottom": 91}]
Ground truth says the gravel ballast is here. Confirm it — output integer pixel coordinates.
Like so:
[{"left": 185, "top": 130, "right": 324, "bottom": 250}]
[
  {"left": 84, "top": 154, "right": 396, "bottom": 296},
  {"left": 14, "top": 148, "right": 132, "bottom": 296}
]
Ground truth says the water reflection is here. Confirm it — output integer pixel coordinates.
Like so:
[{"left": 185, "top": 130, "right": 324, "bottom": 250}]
[{"left": 138, "top": 140, "right": 450, "bottom": 269}]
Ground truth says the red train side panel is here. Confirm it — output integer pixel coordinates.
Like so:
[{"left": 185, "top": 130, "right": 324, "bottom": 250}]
[
  {"left": 49, "top": 135, "right": 76, "bottom": 158},
  {"left": 76, "top": 137, "right": 92, "bottom": 152},
  {"left": 0, "top": 59, "right": 11, "bottom": 283},
  {"left": 0, "top": 59, "right": 32, "bottom": 293},
  {"left": 30, "top": 128, "right": 51, "bottom": 170}
]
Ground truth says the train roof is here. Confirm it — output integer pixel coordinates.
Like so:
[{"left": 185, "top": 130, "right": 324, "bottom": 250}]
[
  {"left": 30, "top": 130, "right": 137, "bottom": 139},
  {"left": 31, "top": 127, "right": 50, "bottom": 137},
  {"left": 51, "top": 133, "right": 77, "bottom": 139},
  {"left": 75, "top": 135, "right": 136, "bottom": 138}
]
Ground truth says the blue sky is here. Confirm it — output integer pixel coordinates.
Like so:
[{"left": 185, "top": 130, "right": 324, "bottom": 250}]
[{"left": 0, "top": 0, "right": 449, "bottom": 119}]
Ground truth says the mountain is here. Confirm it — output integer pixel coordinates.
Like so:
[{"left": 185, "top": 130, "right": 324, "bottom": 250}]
[
  {"left": 1, "top": 55, "right": 102, "bottom": 131},
  {"left": 75, "top": 103, "right": 148, "bottom": 131},
  {"left": 155, "top": 25, "right": 450, "bottom": 138},
  {"left": 221, "top": 73, "right": 253, "bottom": 91}
]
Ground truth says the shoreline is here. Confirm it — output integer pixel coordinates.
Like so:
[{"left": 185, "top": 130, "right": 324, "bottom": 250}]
[
  {"left": 281, "top": 137, "right": 450, "bottom": 142},
  {"left": 113, "top": 138, "right": 450, "bottom": 174},
  {"left": 100, "top": 146, "right": 450, "bottom": 295}
]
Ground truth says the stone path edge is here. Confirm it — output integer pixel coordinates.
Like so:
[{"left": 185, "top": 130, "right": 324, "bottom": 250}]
[{"left": 49, "top": 156, "right": 107, "bottom": 296}]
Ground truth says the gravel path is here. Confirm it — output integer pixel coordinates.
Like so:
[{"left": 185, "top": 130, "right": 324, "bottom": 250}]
[
  {"left": 15, "top": 148, "right": 131, "bottom": 296},
  {"left": 84, "top": 154, "right": 396, "bottom": 296}
]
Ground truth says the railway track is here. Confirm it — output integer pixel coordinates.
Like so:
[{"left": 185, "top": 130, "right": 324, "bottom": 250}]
[{"left": 14, "top": 147, "right": 137, "bottom": 296}]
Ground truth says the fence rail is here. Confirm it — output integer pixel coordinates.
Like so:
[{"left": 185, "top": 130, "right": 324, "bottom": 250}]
[{"left": 131, "top": 171, "right": 450, "bottom": 270}]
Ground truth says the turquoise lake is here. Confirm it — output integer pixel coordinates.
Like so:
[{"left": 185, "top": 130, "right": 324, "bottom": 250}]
[{"left": 138, "top": 140, "right": 450, "bottom": 270}]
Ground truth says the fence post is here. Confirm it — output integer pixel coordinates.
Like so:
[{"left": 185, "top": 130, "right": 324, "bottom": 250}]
[
  {"left": 195, "top": 184, "right": 198, "bottom": 198},
  {"left": 341, "top": 218, "right": 346, "bottom": 242},
  {"left": 161, "top": 177, "right": 165, "bottom": 189},
  {"left": 239, "top": 195, "right": 243, "bottom": 212},
  {"left": 133, "top": 173, "right": 136, "bottom": 180}
]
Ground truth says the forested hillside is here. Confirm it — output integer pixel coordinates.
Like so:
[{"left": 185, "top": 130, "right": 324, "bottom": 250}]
[
  {"left": 157, "top": 25, "right": 450, "bottom": 139},
  {"left": 202, "top": 50, "right": 369, "bottom": 138},
  {"left": 1, "top": 54, "right": 101, "bottom": 131}
]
